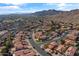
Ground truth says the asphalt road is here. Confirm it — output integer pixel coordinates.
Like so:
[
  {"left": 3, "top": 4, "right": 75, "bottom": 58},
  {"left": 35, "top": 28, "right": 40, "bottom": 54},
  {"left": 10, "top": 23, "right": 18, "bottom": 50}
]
[{"left": 28, "top": 32, "right": 50, "bottom": 56}]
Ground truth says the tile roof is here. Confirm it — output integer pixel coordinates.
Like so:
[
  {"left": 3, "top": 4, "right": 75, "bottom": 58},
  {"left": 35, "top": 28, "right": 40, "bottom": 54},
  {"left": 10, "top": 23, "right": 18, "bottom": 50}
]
[
  {"left": 65, "top": 46, "right": 77, "bottom": 56},
  {"left": 11, "top": 31, "right": 37, "bottom": 56}
]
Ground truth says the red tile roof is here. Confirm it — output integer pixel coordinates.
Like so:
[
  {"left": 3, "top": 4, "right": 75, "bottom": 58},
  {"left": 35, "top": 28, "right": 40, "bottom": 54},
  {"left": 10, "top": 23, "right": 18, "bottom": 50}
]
[
  {"left": 56, "top": 44, "right": 66, "bottom": 53},
  {"left": 14, "top": 49, "right": 36, "bottom": 56},
  {"left": 11, "top": 31, "right": 37, "bottom": 56},
  {"left": 65, "top": 46, "right": 77, "bottom": 56}
]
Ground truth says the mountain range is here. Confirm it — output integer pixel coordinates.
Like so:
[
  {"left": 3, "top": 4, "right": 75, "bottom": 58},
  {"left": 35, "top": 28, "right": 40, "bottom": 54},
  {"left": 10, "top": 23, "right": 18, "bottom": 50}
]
[{"left": 0, "top": 9, "right": 79, "bottom": 24}]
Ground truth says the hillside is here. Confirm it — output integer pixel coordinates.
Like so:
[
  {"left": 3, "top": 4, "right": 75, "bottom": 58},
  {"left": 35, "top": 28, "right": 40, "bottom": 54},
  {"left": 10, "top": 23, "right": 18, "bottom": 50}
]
[{"left": 44, "top": 9, "right": 79, "bottom": 24}]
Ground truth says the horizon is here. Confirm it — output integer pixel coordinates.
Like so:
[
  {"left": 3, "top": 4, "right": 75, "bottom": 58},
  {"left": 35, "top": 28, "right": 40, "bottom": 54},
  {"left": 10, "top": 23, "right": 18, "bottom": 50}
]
[
  {"left": 0, "top": 8, "right": 79, "bottom": 15},
  {"left": 0, "top": 3, "right": 79, "bottom": 15}
]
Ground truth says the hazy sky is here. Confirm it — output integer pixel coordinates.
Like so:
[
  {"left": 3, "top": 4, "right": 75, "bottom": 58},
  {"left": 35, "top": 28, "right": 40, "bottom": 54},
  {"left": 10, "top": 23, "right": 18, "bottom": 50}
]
[{"left": 0, "top": 3, "right": 79, "bottom": 14}]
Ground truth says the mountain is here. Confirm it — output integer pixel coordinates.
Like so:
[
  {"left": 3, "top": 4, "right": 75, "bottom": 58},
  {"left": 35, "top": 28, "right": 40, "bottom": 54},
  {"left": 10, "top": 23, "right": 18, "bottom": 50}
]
[
  {"left": 31, "top": 9, "right": 63, "bottom": 16},
  {"left": 0, "top": 9, "right": 79, "bottom": 24}
]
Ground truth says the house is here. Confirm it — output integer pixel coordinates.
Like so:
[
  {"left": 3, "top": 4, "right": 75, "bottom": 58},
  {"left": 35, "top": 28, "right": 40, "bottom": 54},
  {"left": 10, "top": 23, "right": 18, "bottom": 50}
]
[
  {"left": 66, "top": 34, "right": 77, "bottom": 41},
  {"left": 48, "top": 44, "right": 55, "bottom": 49},
  {"left": 34, "top": 31, "right": 43, "bottom": 40},
  {"left": 14, "top": 49, "right": 36, "bottom": 56},
  {"left": 24, "top": 49, "right": 36, "bottom": 56},
  {"left": 64, "top": 39, "right": 75, "bottom": 46},
  {"left": 14, "top": 43, "right": 24, "bottom": 50},
  {"left": 14, "top": 50, "right": 24, "bottom": 56},
  {"left": 34, "top": 31, "right": 47, "bottom": 41},
  {"left": 56, "top": 44, "right": 67, "bottom": 53},
  {"left": 48, "top": 41, "right": 58, "bottom": 49},
  {"left": 65, "top": 46, "right": 77, "bottom": 56},
  {"left": 12, "top": 38, "right": 21, "bottom": 44}
]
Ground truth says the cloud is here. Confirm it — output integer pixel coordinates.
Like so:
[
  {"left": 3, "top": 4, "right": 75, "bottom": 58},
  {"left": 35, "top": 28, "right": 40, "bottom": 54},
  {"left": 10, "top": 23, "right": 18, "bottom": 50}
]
[
  {"left": 46, "top": 3, "right": 78, "bottom": 11},
  {"left": 0, "top": 0, "right": 49, "bottom": 5},
  {"left": 18, "top": 10, "right": 36, "bottom": 13},
  {"left": 0, "top": 0, "right": 79, "bottom": 5},
  {"left": 20, "top": 8, "right": 44, "bottom": 13},
  {"left": 0, "top": 4, "right": 39, "bottom": 14},
  {"left": 58, "top": 3, "right": 66, "bottom": 7},
  {"left": 56, "top": 3, "right": 73, "bottom": 11},
  {"left": 57, "top": 3, "right": 79, "bottom": 10},
  {"left": 0, "top": 0, "right": 27, "bottom": 5},
  {"left": 56, "top": 3, "right": 67, "bottom": 10},
  {"left": 0, "top": 5, "right": 21, "bottom": 14},
  {"left": 45, "top": 3, "right": 56, "bottom": 6},
  {"left": 0, "top": 5, "right": 20, "bottom": 9},
  {"left": 45, "top": 3, "right": 68, "bottom": 10}
]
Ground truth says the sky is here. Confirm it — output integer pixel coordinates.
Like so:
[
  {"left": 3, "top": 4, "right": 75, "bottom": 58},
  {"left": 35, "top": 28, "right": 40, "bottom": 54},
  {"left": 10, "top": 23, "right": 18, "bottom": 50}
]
[{"left": 0, "top": 2, "right": 79, "bottom": 14}]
